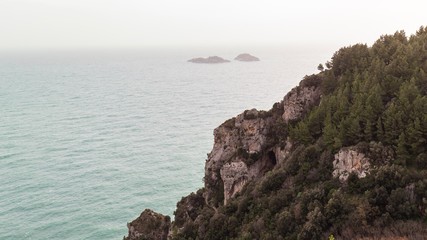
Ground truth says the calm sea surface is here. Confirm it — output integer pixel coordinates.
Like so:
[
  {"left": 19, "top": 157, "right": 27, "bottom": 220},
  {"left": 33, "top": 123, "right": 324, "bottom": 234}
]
[{"left": 0, "top": 47, "right": 333, "bottom": 239}]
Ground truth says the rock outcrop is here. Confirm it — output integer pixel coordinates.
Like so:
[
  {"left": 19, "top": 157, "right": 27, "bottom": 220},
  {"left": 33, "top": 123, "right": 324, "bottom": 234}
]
[
  {"left": 173, "top": 189, "right": 208, "bottom": 231},
  {"left": 203, "top": 78, "right": 322, "bottom": 205},
  {"left": 188, "top": 56, "right": 230, "bottom": 64},
  {"left": 123, "top": 29, "right": 427, "bottom": 239},
  {"left": 125, "top": 209, "right": 171, "bottom": 240},
  {"left": 204, "top": 108, "right": 278, "bottom": 205},
  {"left": 125, "top": 77, "right": 323, "bottom": 239},
  {"left": 282, "top": 77, "right": 322, "bottom": 123},
  {"left": 332, "top": 148, "right": 371, "bottom": 181},
  {"left": 234, "top": 53, "right": 260, "bottom": 61}
]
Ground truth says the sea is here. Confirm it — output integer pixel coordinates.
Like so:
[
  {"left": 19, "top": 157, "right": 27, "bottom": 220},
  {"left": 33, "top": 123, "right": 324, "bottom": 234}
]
[{"left": 0, "top": 46, "right": 335, "bottom": 239}]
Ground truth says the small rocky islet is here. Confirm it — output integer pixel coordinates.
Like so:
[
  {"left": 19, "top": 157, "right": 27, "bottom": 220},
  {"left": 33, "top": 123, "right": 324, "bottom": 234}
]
[
  {"left": 187, "top": 56, "right": 230, "bottom": 64},
  {"left": 234, "top": 53, "right": 260, "bottom": 62},
  {"left": 188, "top": 53, "right": 260, "bottom": 64}
]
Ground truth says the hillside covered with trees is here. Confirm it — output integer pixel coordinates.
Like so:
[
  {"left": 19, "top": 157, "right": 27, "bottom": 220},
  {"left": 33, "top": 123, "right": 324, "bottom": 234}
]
[{"left": 125, "top": 27, "right": 427, "bottom": 240}]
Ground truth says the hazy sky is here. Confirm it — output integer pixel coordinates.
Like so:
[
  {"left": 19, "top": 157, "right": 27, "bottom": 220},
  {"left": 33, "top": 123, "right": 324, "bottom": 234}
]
[{"left": 0, "top": 0, "right": 426, "bottom": 50}]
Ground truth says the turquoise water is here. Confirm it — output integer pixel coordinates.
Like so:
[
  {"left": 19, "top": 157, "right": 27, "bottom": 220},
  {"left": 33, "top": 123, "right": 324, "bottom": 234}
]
[{"left": 0, "top": 47, "right": 332, "bottom": 239}]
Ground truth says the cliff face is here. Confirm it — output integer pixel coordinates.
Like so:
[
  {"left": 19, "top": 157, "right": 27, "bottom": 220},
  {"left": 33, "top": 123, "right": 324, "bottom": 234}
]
[
  {"left": 204, "top": 79, "right": 322, "bottom": 206},
  {"left": 282, "top": 83, "right": 322, "bottom": 123},
  {"left": 205, "top": 108, "right": 277, "bottom": 206},
  {"left": 126, "top": 209, "right": 170, "bottom": 240},
  {"left": 125, "top": 27, "right": 427, "bottom": 240},
  {"left": 332, "top": 148, "right": 371, "bottom": 181},
  {"left": 125, "top": 77, "right": 323, "bottom": 239}
]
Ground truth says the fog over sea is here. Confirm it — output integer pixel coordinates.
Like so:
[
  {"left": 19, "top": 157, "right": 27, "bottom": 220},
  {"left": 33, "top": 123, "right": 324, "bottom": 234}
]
[{"left": 0, "top": 46, "right": 334, "bottom": 239}]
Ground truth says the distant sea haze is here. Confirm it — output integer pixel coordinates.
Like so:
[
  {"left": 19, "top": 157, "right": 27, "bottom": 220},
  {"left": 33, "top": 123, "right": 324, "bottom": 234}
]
[{"left": 0, "top": 47, "right": 331, "bottom": 239}]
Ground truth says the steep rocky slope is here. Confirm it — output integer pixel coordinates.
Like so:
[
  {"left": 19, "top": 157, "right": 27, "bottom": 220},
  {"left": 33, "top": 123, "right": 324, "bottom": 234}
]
[
  {"left": 125, "top": 75, "right": 323, "bottom": 240},
  {"left": 126, "top": 210, "right": 171, "bottom": 240},
  {"left": 125, "top": 75, "right": 321, "bottom": 240},
  {"left": 125, "top": 27, "right": 427, "bottom": 240}
]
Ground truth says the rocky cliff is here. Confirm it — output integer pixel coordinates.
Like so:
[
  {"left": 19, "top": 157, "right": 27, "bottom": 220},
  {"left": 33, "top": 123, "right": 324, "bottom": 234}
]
[
  {"left": 124, "top": 73, "right": 427, "bottom": 240},
  {"left": 333, "top": 148, "right": 371, "bottom": 181},
  {"left": 124, "top": 75, "right": 323, "bottom": 239},
  {"left": 125, "top": 28, "right": 427, "bottom": 240},
  {"left": 126, "top": 209, "right": 170, "bottom": 240},
  {"left": 204, "top": 76, "right": 322, "bottom": 207},
  {"left": 282, "top": 80, "right": 322, "bottom": 123}
]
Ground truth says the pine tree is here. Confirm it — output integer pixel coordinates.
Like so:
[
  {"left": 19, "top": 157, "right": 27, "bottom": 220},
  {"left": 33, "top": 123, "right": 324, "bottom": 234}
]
[
  {"left": 407, "top": 118, "right": 426, "bottom": 155},
  {"left": 291, "top": 122, "right": 313, "bottom": 145},
  {"left": 383, "top": 103, "right": 404, "bottom": 145},
  {"left": 364, "top": 119, "right": 373, "bottom": 142},
  {"left": 366, "top": 85, "right": 384, "bottom": 118},
  {"left": 323, "top": 112, "right": 338, "bottom": 150},
  {"left": 376, "top": 117, "right": 385, "bottom": 141},
  {"left": 338, "top": 117, "right": 361, "bottom": 146},
  {"left": 396, "top": 132, "right": 410, "bottom": 166},
  {"left": 307, "top": 108, "right": 324, "bottom": 138}
]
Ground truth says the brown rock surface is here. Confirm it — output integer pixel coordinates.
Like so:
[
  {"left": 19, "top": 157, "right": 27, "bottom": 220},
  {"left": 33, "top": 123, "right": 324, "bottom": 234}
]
[
  {"left": 205, "top": 77, "right": 322, "bottom": 205},
  {"left": 282, "top": 82, "right": 322, "bottom": 123},
  {"left": 125, "top": 209, "right": 171, "bottom": 240},
  {"left": 332, "top": 148, "right": 371, "bottom": 181},
  {"left": 124, "top": 76, "right": 324, "bottom": 238}
]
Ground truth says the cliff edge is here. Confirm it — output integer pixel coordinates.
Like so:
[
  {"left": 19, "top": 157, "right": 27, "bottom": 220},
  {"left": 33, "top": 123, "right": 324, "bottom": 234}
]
[{"left": 125, "top": 27, "right": 427, "bottom": 240}]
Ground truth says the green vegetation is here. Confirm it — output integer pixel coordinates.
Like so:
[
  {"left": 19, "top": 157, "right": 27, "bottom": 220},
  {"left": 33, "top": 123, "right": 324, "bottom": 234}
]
[
  {"left": 171, "top": 27, "right": 427, "bottom": 240},
  {"left": 290, "top": 27, "right": 427, "bottom": 166}
]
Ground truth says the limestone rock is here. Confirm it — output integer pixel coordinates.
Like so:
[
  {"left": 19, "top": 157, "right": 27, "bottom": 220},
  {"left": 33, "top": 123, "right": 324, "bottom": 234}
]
[
  {"left": 220, "top": 161, "right": 249, "bottom": 204},
  {"left": 282, "top": 84, "right": 322, "bottom": 123},
  {"left": 124, "top": 77, "right": 325, "bottom": 238},
  {"left": 204, "top": 77, "right": 323, "bottom": 205},
  {"left": 173, "top": 190, "right": 206, "bottom": 229},
  {"left": 333, "top": 148, "right": 371, "bottom": 181},
  {"left": 274, "top": 138, "right": 293, "bottom": 165},
  {"left": 125, "top": 209, "right": 171, "bottom": 240},
  {"left": 204, "top": 108, "right": 280, "bottom": 205}
]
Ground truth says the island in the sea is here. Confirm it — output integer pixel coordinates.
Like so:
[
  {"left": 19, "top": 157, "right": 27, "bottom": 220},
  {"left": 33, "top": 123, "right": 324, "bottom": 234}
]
[
  {"left": 188, "top": 56, "right": 230, "bottom": 64},
  {"left": 234, "top": 53, "right": 260, "bottom": 61}
]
